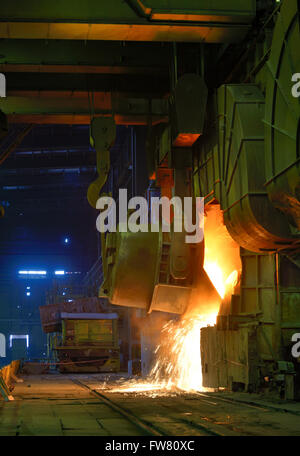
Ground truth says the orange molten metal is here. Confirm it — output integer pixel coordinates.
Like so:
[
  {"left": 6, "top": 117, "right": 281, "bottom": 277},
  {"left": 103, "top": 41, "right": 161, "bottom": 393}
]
[{"left": 106, "top": 205, "right": 241, "bottom": 394}]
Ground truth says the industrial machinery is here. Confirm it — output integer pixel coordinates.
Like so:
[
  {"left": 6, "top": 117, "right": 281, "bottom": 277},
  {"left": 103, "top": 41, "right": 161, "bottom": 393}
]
[
  {"left": 0, "top": 0, "right": 299, "bottom": 399},
  {"left": 94, "top": 75, "right": 220, "bottom": 316},
  {"left": 87, "top": 0, "right": 300, "bottom": 398},
  {"left": 197, "top": 0, "right": 300, "bottom": 399},
  {"left": 40, "top": 299, "right": 120, "bottom": 373},
  {"left": 54, "top": 312, "right": 120, "bottom": 373}
]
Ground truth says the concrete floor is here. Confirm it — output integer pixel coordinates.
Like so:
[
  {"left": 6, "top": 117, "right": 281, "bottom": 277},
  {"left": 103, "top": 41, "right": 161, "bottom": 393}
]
[
  {"left": 0, "top": 373, "right": 145, "bottom": 436},
  {"left": 1, "top": 372, "right": 300, "bottom": 436}
]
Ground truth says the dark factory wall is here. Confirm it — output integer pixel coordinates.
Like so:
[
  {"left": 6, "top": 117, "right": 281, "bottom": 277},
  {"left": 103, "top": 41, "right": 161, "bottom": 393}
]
[{"left": 0, "top": 176, "right": 99, "bottom": 367}]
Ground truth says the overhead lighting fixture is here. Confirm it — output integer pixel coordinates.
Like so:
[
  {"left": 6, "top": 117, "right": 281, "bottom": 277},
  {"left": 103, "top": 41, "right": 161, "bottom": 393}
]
[
  {"left": 55, "top": 270, "right": 65, "bottom": 275},
  {"left": 18, "top": 270, "right": 47, "bottom": 275},
  {"left": 26, "top": 292, "right": 31, "bottom": 296},
  {"left": 9, "top": 334, "right": 29, "bottom": 348}
]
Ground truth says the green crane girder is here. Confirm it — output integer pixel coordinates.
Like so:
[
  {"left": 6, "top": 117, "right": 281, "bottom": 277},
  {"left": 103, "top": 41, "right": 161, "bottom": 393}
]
[
  {"left": 0, "top": 93, "right": 168, "bottom": 125},
  {"left": 0, "top": 40, "right": 170, "bottom": 74},
  {"left": 0, "top": 0, "right": 255, "bottom": 43}
]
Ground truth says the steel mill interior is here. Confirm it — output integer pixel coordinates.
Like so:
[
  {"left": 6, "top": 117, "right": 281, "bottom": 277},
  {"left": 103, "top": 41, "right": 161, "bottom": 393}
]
[{"left": 0, "top": 0, "right": 300, "bottom": 439}]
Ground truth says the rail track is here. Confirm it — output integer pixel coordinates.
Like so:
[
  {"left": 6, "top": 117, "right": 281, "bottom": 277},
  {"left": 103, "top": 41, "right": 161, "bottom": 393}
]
[
  {"left": 198, "top": 391, "right": 300, "bottom": 416},
  {"left": 71, "top": 377, "right": 300, "bottom": 436},
  {"left": 71, "top": 378, "right": 165, "bottom": 436},
  {"left": 4, "top": 373, "right": 300, "bottom": 436},
  {"left": 72, "top": 378, "right": 244, "bottom": 436}
]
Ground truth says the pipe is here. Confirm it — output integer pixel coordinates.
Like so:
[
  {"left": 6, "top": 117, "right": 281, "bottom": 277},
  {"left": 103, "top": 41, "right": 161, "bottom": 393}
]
[{"left": 126, "top": 0, "right": 152, "bottom": 18}]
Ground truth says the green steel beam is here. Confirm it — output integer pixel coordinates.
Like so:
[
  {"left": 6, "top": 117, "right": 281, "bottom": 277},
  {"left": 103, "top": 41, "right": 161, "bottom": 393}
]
[
  {"left": 0, "top": 0, "right": 255, "bottom": 43},
  {"left": 0, "top": 0, "right": 256, "bottom": 22},
  {"left": 4, "top": 72, "right": 169, "bottom": 95},
  {"left": 0, "top": 40, "right": 170, "bottom": 74},
  {"left": 0, "top": 93, "right": 168, "bottom": 125}
]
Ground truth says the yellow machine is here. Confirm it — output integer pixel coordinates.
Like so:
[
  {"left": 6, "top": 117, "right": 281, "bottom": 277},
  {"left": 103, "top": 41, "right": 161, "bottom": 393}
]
[{"left": 54, "top": 313, "right": 120, "bottom": 373}]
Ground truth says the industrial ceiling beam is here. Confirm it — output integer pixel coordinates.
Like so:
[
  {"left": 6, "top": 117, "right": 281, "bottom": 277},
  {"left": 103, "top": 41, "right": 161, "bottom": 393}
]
[
  {"left": 1, "top": 93, "right": 168, "bottom": 125},
  {"left": 4, "top": 73, "right": 168, "bottom": 95},
  {"left": 0, "top": 173, "right": 94, "bottom": 187},
  {"left": 0, "top": 39, "right": 169, "bottom": 74},
  {"left": 1, "top": 64, "right": 164, "bottom": 75},
  {"left": 0, "top": 163, "right": 96, "bottom": 173},
  {"left": 0, "top": 0, "right": 255, "bottom": 43}
]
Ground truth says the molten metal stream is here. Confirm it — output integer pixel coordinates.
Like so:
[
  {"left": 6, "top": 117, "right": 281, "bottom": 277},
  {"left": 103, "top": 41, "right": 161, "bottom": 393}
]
[
  {"left": 98, "top": 206, "right": 241, "bottom": 395},
  {"left": 105, "top": 268, "right": 238, "bottom": 395},
  {"left": 150, "top": 313, "right": 217, "bottom": 392},
  {"left": 105, "top": 313, "right": 217, "bottom": 395}
]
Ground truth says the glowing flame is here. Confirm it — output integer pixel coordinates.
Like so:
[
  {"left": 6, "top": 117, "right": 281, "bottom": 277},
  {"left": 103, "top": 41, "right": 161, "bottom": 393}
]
[
  {"left": 105, "top": 312, "right": 217, "bottom": 395},
  {"left": 105, "top": 266, "right": 237, "bottom": 395},
  {"left": 226, "top": 270, "right": 238, "bottom": 288},
  {"left": 204, "top": 262, "right": 239, "bottom": 300},
  {"left": 147, "top": 266, "right": 237, "bottom": 393},
  {"left": 100, "top": 205, "right": 242, "bottom": 396},
  {"left": 150, "top": 314, "right": 217, "bottom": 392},
  {"left": 204, "top": 261, "right": 226, "bottom": 298},
  {"left": 203, "top": 204, "right": 241, "bottom": 300}
]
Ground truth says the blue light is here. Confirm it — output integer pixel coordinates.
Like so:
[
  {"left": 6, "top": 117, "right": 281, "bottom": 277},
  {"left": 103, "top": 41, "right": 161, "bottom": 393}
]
[
  {"left": 55, "top": 270, "right": 65, "bottom": 275},
  {"left": 10, "top": 335, "right": 29, "bottom": 348},
  {"left": 64, "top": 238, "right": 70, "bottom": 244},
  {"left": 18, "top": 270, "right": 47, "bottom": 275},
  {"left": 26, "top": 286, "right": 30, "bottom": 290},
  {"left": 26, "top": 292, "right": 31, "bottom": 296}
]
